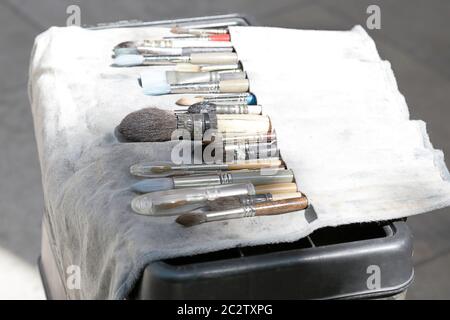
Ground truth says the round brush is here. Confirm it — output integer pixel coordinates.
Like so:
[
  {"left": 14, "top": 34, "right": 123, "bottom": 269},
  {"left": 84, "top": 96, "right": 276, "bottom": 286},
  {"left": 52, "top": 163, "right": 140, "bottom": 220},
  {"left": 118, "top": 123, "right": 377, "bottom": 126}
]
[
  {"left": 130, "top": 158, "right": 282, "bottom": 178},
  {"left": 118, "top": 107, "right": 271, "bottom": 142},
  {"left": 131, "top": 169, "right": 294, "bottom": 193},
  {"left": 114, "top": 52, "right": 238, "bottom": 67},
  {"left": 176, "top": 92, "right": 257, "bottom": 106},
  {"left": 176, "top": 196, "right": 309, "bottom": 227}
]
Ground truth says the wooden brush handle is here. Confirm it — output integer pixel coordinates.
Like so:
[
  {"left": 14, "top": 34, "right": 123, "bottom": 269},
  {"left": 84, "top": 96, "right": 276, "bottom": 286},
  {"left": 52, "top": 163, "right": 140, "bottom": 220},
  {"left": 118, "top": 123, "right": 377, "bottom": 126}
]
[
  {"left": 227, "top": 159, "right": 282, "bottom": 170},
  {"left": 255, "top": 197, "right": 308, "bottom": 216},
  {"left": 255, "top": 183, "right": 298, "bottom": 194}
]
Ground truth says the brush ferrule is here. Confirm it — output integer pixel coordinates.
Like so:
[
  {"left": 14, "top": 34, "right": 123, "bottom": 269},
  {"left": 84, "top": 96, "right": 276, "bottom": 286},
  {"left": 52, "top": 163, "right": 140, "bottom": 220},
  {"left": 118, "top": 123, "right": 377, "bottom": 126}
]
[
  {"left": 203, "top": 93, "right": 249, "bottom": 104},
  {"left": 142, "top": 55, "right": 189, "bottom": 65},
  {"left": 224, "top": 141, "right": 279, "bottom": 160},
  {"left": 176, "top": 113, "right": 218, "bottom": 139},
  {"left": 170, "top": 82, "right": 220, "bottom": 94},
  {"left": 205, "top": 205, "right": 256, "bottom": 222}
]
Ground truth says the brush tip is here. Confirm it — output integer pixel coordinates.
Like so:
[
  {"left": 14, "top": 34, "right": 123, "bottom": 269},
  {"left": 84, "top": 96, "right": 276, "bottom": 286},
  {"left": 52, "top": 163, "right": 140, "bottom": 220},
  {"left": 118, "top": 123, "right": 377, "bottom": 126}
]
[
  {"left": 118, "top": 107, "right": 177, "bottom": 142},
  {"left": 142, "top": 82, "right": 171, "bottom": 96},
  {"left": 113, "top": 54, "right": 144, "bottom": 67},
  {"left": 140, "top": 70, "right": 168, "bottom": 92},
  {"left": 115, "top": 41, "right": 137, "bottom": 49},
  {"left": 176, "top": 213, "right": 207, "bottom": 227},
  {"left": 114, "top": 47, "right": 139, "bottom": 56},
  {"left": 175, "top": 97, "right": 204, "bottom": 106},
  {"left": 170, "top": 26, "right": 186, "bottom": 34},
  {"left": 131, "top": 178, "right": 174, "bottom": 193}
]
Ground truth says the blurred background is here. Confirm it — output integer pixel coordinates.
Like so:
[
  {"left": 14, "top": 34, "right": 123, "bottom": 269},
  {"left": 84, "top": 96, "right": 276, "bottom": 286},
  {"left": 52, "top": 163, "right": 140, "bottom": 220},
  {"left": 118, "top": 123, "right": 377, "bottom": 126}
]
[{"left": 0, "top": 0, "right": 449, "bottom": 299}]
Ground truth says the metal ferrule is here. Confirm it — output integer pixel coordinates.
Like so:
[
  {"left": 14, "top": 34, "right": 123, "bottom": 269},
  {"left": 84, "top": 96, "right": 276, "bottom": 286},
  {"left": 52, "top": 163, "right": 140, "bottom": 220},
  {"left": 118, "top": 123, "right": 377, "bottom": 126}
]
[
  {"left": 214, "top": 105, "right": 249, "bottom": 114},
  {"left": 203, "top": 93, "right": 249, "bottom": 104},
  {"left": 205, "top": 205, "right": 256, "bottom": 222},
  {"left": 170, "top": 82, "right": 220, "bottom": 94},
  {"left": 142, "top": 55, "right": 189, "bottom": 65},
  {"left": 173, "top": 175, "right": 223, "bottom": 188},
  {"left": 224, "top": 141, "right": 279, "bottom": 160},
  {"left": 176, "top": 113, "right": 218, "bottom": 139},
  {"left": 240, "top": 194, "right": 272, "bottom": 206}
]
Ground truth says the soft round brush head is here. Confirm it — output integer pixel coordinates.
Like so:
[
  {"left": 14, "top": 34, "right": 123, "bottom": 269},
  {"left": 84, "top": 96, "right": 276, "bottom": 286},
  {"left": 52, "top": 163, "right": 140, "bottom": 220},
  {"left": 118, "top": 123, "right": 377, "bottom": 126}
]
[
  {"left": 118, "top": 107, "right": 177, "bottom": 142},
  {"left": 115, "top": 41, "right": 138, "bottom": 49},
  {"left": 176, "top": 213, "right": 207, "bottom": 227},
  {"left": 142, "top": 82, "right": 171, "bottom": 96},
  {"left": 113, "top": 54, "right": 145, "bottom": 67},
  {"left": 175, "top": 97, "right": 204, "bottom": 106}
]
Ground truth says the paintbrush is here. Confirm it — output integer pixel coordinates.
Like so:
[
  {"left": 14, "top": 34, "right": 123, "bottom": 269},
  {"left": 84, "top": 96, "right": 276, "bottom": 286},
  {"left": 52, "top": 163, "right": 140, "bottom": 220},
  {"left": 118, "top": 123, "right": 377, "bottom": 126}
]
[
  {"left": 130, "top": 158, "right": 282, "bottom": 178},
  {"left": 133, "top": 188, "right": 302, "bottom": 216},
  {"left": 176, "top": 102, "right": 262, "bottom": 115},
  {"left": 139, "top": 70, "right": 246, "bottom": 87},
  {"left": 176, "top": 196, "right": 308, "bottom": 227},
  {"left": 114, "top": 39, "right": 233, "bottom": 52},
  {"left": 113, "top": 52, "right": 238, "bottom": 67},
  {"left": 171, "top": 27, "right": 229, "bottom": 35},
  {"left": 114, "top": 46, "right": 233, "bottom": 57},
  {"left": 118, "top": 107, "right": 270, "bottom": 142},
  {"left": 174, "top": 63, "right": 242, "bottom": 73},
  {"left": 131, "top": 168, "right": 294, "bottom": 193},
  {"left": 176, "top": 92, "right": 257, "bottom": 106},
  {"left": 143, "top": 79, "right": 249, "bottom": 95}
]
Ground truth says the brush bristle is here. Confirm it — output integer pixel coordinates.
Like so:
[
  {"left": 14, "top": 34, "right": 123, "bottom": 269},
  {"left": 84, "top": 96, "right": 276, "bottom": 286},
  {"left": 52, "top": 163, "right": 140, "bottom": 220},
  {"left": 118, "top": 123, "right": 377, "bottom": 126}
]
[
  {"left": 118, "top": 107, "right": 177, "bottom": 142},
  {"left": 175, "top": 97, "right": 204, "bottom": 106},
  {"left": 113, "top": 54, "right": 144, "bottom": 67},
  {"left": 176, "top": 213, "right": 207, "bottom": 227},
  {"left": 115, "top": 41, "right": 137, "bottom": 49},
  {"left": 206, "top": 197, "right": 241, "bottom": 211},
  {"left": 170, "top": 26, "right": 188, "bottom": 34}
]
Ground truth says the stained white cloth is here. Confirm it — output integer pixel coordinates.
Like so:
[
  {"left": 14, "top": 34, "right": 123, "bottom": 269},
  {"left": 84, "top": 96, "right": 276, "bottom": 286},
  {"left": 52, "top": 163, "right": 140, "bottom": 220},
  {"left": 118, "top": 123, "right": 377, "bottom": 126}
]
[{"left": 28, "top": 25, "right": 450, "bottom": 299}]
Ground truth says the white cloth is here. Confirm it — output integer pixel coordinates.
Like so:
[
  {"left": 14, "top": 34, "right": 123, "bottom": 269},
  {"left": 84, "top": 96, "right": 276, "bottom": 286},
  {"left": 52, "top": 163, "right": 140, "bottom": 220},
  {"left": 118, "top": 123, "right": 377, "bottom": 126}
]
[{"left": 28, "top": 25, "right": 450, "bottom": 299}]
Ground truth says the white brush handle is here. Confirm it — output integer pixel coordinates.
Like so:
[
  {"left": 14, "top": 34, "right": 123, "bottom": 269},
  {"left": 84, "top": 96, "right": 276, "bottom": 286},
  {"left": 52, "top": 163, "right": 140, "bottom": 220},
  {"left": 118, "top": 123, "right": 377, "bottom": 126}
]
[
  {"left": 219, "top": 79, "right": 249, "bottom": 93},
  {"left": 190, "top": 52, "right": 238, "bottom": 65},
  {"left": 217, "top": 115, "right": 271, "bottom": 134}
]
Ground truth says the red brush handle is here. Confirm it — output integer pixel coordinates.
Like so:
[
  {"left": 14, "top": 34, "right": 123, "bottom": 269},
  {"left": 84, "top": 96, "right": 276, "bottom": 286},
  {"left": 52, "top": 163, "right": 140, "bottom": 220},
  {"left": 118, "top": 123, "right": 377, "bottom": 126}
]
[{"left": 209, "top": 34, "right": 231, "bottom": 42}]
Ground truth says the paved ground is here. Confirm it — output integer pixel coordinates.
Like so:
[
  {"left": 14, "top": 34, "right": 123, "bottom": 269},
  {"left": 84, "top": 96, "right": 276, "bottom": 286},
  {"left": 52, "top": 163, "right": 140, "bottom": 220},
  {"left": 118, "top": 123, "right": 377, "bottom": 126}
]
[{"left": 0, "top": 0, "right": 449, "bottom": 299}]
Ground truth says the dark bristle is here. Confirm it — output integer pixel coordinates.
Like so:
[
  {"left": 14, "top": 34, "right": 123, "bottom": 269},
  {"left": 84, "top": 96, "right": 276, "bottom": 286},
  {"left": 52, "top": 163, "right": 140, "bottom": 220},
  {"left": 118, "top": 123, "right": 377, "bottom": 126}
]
[
  {"left": 118, "top": 107, "right": 177, "bottom": 142},
  {"left": 176, "top": 213, "right": 206, "bottom": 227},
  {"left": 206, "top": 196, "right": 241, "bottom": 211},
  {"left": 116, "top": 41, "right": 136, "bottom": 49}
]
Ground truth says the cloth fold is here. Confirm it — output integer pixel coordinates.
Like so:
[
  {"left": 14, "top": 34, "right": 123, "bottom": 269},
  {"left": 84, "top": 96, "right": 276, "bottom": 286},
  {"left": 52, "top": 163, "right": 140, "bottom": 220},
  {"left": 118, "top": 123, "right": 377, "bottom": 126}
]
[{"left": 29, "top": 25, "right": 450, "bottom": 299}]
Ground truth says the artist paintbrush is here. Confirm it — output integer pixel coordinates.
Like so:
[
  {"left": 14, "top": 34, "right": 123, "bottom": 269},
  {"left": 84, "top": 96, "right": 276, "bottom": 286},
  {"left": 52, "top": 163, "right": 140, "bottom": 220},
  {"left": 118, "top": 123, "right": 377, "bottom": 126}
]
[
  {"left": 175, "top": 102, "right": 262, "bottom": 115},
  {"left": 176, "top": 196, "right": 308, "bottom": 227},
  {"left": 113, "top": 52, "right": 238, "bottom": 67},
  {"left": 114, "top": 39, "right": 233, "bottom": 52},
  {"left": 170, "top": 27, "right": 229, "bottom": 35},
  {"left": 130, "top": 158, "right": 283, "bottom": 178},
  {"left": 114, "top": 46, "right": 233, "bottom": 57},
  {"left": 133, "top": 188, "right": 302, "bottom": 216},
  {"left": 131, "top": 168, "right": 294, "bottom": 193},
  {"left": 139, "top": 70, "right": 246, "bottom": 87},
  {"left": 118, "top": 107, "right": 270, "bottom": 142},
  {"left": 176, "top": 92, "right": 257, "bottom": 106}
]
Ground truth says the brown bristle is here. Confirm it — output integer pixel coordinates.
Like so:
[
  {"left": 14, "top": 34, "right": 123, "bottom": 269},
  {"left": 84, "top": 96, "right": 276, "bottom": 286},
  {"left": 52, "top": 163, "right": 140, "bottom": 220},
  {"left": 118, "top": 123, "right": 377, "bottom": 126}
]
[
  {"left": 115, "top": 41, "right": 136, "bottom": 49},
  {"left": 176, "top": 213, "right": 206, "bottom": 227},
  {"left": 206, "top": 197, "right": 241, "bottom": 212},
  {"left": 118, "top": 107, "right": 177, "bottom": 142}
]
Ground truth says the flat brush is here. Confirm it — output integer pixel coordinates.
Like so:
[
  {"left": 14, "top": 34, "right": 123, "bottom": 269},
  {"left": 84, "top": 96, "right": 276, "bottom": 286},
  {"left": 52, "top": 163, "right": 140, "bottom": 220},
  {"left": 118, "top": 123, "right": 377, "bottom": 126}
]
[
  {"left": 114, "top": 52, "right": 238, "bottom": 67},
  {"left": 178, "top": 102, "right": 262, "bottom": 115},
  {"left": 131, "top": 168, "right": 294, "bottom": 193},
  {"left": 130, "top": 158, "right": 282, "bottom": 178},
  {"left": 139, "top": 70, "right": 246, "bottom": 87},
  {"left": 176, "top": 196, "right": 309, "bottom": 227},
  {"left": 118, "top": 107, "right": 270, "bottom": 142},
  {"left": 176, "top": 92, "right": 257, "bottom": 106},
  {"left": 114, "top": 46, "right": 233, "bottom": 57},
  {"left": 171, "top": 27, "right": 229, "bottom": 35}
]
